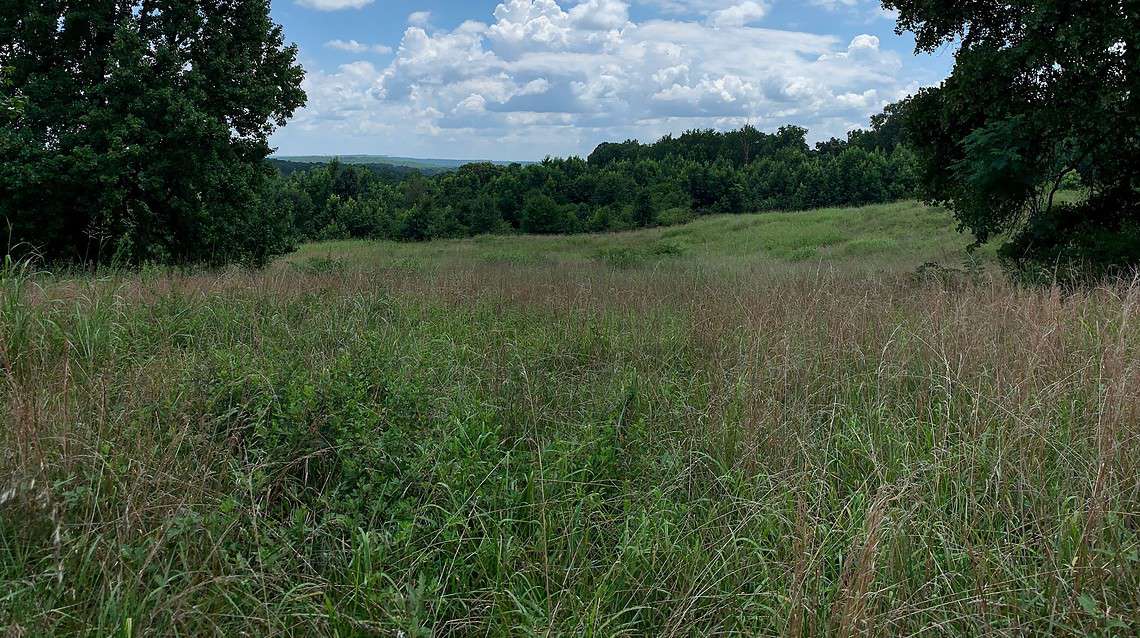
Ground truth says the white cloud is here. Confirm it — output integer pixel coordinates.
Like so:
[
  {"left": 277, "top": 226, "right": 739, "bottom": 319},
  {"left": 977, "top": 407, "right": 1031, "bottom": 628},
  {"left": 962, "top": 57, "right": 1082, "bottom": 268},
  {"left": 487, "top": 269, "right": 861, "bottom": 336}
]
[
  {"left": 408, "top": 11, "right": 432, "bottom": 26},
  {"left": 636, "top": 0, "right": 761, "bottom": 17},
  {"left": 708, "top": 1, "right": 769, "bottom": 27},
  {"left": 281, "top": 0, "right": 929, "bottom": 158},
  {"left": 818, "top": 34, "right": 889, "bottom": 62},
  {"left": 325, "top": 39, "right": 393, "bottom": 54},
  {"left": 810, "top": 0, "right": 860, "bottom": 9},
  {"left": 295, "top": 0, "right": 373, "bottom": 11},
  {"left": 519, "top": 78, "right": 553, "bottom": 94},
  {"left": 488, "top": 0, "right": 571, "bottom": 55},
  {"left": 569, "top": 0, "right": 631, "bottom": 30},
  {"left": 810, "top": 0, "right": 898, "bottom": 21},
  {"left": 456, "top": 94, "right": 488, "bottom": 112}
]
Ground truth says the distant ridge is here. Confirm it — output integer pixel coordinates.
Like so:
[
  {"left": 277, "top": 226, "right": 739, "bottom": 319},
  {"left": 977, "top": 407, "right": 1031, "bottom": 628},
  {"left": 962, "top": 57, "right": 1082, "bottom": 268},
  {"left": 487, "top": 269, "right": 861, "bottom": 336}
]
[{"left": 272, "top": 154, "right": 532, "bottom": 171}]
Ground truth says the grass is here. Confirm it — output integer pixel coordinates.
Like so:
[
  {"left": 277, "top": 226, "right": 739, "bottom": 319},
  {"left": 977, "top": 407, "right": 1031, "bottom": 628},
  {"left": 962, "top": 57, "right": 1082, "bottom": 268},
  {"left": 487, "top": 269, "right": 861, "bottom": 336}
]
[
  {"left": 2, "top": 201, "right": 1138, "bottom": 636},
  {"left": 287, "top": 201, "right": 991, "bottom": 273}
]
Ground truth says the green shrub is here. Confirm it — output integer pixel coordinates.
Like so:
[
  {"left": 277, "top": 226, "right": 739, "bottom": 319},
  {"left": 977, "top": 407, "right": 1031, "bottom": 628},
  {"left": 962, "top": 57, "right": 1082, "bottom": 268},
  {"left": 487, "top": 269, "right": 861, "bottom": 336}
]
[
  {"left": 594, "top": 246, "right": 645, "bottom": 268},
  {"left": 656, "top": 207, "right": 695, "bottom": 227},
  {"left": 648, "top": 239, "right": 687, "bottom": 257}
]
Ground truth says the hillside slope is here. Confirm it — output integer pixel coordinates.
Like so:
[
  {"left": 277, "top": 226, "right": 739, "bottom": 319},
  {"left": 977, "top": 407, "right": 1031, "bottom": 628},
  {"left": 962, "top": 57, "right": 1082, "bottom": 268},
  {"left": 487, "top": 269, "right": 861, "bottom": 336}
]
[
  {"left": 273, "top": 154, "right": 528, "bottom": 171},
  {"left": 287, "top": 200, "right": 989, "bottom": 272}
]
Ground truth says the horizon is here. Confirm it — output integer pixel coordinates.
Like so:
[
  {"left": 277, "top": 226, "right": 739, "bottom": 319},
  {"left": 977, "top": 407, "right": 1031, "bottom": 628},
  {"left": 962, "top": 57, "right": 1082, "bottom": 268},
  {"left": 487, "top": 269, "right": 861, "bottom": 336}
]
[
  {"left": 271, "top": 153, "right": 533, "bottom": 163},
  {"left": 267, "top": 0, "right": 955, "bottom": 161}
]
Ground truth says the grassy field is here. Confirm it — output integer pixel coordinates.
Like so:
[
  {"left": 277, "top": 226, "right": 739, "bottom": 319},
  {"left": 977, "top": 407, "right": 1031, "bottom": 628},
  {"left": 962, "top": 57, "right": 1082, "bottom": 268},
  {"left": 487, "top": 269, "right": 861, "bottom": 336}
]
[
  {"left": 2, "top": 201, "right": 1138, "bottom": 636},
  {"left": 288, "top": 200, "right": 989, "bottom": 272}
]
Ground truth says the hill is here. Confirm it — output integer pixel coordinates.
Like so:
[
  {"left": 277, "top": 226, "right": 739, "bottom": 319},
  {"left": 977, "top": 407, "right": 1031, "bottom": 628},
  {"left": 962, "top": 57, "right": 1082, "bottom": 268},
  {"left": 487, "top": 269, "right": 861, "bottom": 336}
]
[
  {"left": 267, "top": 158, "right": 436, "bottom": 179},
  {"left": 273, "top": 154, "right": 531, "bottom": 172},
  {"left": 288, "top": 200, "right": 992, "bottom": 272}
]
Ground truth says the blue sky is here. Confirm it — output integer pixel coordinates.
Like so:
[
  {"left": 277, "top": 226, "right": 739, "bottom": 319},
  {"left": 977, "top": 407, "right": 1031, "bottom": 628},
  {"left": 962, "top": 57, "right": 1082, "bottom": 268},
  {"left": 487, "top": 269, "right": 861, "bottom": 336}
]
[{"left": 269, "top": 0, "right": 955, "bottom": 160}]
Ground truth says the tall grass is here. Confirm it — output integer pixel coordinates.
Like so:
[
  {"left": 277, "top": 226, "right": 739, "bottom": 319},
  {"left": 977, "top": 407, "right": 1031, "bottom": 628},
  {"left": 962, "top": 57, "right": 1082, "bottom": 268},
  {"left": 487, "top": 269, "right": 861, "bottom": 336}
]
[{"left": 2, "top": 212, "right": 1138, "bottom": 636}]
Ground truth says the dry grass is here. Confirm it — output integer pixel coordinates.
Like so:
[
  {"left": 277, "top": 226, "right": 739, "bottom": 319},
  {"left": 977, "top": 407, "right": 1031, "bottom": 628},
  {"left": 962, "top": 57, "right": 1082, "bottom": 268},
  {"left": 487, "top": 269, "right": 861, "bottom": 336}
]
[{"left": 2, "top": 210, "right": 1139, "bottom": 636}]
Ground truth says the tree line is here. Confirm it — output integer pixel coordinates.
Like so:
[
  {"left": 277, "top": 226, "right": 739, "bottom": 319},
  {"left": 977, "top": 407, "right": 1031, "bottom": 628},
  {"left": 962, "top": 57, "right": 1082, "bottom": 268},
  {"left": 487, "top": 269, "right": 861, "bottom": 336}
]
[{"left": 273, "top": 115, "right": 919, "bottom": 244}]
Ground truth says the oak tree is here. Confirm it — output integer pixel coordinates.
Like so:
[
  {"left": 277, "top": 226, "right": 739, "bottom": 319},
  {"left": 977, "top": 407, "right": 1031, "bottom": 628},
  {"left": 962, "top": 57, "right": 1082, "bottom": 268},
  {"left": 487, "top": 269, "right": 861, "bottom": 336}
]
[
  {"left": 885, "top": 0, "right": 1140, "bottom": 277},
  {"left": 0, "top": 0, "right": 306, "bottom": 265}
]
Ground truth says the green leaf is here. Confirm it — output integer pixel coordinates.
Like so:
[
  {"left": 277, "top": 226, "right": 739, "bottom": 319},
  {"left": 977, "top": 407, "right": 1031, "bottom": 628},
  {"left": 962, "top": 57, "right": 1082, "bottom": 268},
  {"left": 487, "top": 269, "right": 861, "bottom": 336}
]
[{"left": 1077, "top": 593, "right": 1099, "bottom": 616}]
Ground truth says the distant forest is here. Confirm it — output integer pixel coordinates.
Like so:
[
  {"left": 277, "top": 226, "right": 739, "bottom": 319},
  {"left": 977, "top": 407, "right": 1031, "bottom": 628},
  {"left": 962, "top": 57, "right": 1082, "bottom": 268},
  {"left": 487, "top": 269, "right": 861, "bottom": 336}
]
[
  {"left": 267, "top": 159, "right": 442, "bottom": 179},
  {"left": 270, "top": 103, "right": 918, "bottom": 242}
]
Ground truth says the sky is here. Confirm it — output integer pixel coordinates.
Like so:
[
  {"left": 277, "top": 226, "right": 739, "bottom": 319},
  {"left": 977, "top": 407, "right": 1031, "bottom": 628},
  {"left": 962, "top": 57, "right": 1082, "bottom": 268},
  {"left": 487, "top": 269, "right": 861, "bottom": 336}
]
[{"left": 268, "top": 0, "right": 956, "bottom": 161}]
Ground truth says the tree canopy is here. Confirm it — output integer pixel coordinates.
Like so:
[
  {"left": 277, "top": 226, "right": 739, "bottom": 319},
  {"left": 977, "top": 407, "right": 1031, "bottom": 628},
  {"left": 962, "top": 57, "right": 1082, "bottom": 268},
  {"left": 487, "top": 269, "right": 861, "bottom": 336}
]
[
  {"left": 0, "top": 0, "right": 306, "bottom": 266},
  {"left": 273, "top": 110, "right": 921, "bottom": 245},
  {"left": 885, "top": 0, "right": 1140, "bottom": 278}
]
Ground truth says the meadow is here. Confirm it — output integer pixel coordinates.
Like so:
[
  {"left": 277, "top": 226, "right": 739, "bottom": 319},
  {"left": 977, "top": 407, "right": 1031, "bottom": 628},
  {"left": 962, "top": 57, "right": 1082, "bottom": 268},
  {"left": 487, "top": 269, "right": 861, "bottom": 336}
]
[{"left": 2, "top": 201, "right": 1138, "bottom": 636}]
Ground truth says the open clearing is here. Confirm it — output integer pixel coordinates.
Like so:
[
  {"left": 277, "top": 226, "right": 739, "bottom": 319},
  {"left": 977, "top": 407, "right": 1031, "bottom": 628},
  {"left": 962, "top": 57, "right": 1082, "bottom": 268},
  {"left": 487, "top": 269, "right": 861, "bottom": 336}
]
[
  {"left": 2, "top": 202, "right": 1138, "bottom": 636},
  {"left": 288, "top": 200, "right": 987, "bottom": 272}
]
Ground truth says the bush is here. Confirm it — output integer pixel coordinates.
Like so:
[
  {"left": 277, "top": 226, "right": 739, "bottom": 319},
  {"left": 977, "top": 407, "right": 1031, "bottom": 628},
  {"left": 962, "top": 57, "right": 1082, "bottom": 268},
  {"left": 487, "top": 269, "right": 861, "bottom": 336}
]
[
  {"left": 520, "top": 193, "right": 577, "bottom": 234},
  {"left": 657, "top": 207, "right": 695, "bottom": 227},
  {"left": 1000, "top": 197, "right": 1140, "bottom": 283}
]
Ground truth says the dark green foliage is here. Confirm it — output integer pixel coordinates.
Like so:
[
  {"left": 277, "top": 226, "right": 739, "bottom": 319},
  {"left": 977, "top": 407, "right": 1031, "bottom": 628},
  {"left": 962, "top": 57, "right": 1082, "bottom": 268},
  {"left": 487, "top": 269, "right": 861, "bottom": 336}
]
[
  {"left": 885, "top": 0, "right": 1140, "bottom": 278},
  {"left": 633, "top": 189, "right": 656, "bottom": 227},
  {"left": 273, "top": 108, "right": 922, "bottom": 243},
  {"left": 520, "top": 192, "right": 576, "bottom": 235},
  {"left": 283, "top": 159, "right": 403, "bottom": 240},
  {"left": 399, "top": 204, "right": 456, "bottom": 241},
  {"left": 0, "top": 0, "right": 305, "bottom": 266},
  {"left": 1001, "top": 196, "right": 1140, "bottom": 282}
]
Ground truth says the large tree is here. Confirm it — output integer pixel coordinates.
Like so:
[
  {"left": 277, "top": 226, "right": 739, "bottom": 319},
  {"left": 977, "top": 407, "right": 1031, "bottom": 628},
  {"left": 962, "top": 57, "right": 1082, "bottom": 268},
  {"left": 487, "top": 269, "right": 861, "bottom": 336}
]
[
  {"left": 0, "top": 0, "right": 305, "bottom": 266},
  {"left": 885, "top": 0, "right": 1140, "bottom": 278}
]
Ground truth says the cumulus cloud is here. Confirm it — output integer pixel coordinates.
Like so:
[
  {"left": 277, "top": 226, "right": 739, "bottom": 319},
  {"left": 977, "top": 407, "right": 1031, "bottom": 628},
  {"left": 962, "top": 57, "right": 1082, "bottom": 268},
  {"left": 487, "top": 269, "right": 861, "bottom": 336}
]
[
  {"left": 295, "top": 0, "right": 373, "bottom": 11},
  {"left": 818, "top": 35, "right": 888, "bottom": 62},
  {"left": 284, "top": 0, "right": 923, "bottom": 158},
  {"left": 810, "top": 0, "right": 897, "bottom": 20},
  {"left": 325, "top": 39, "right": 393, "bottom": 54},
  {"left": 569, "top": 0, "right": 631, "bottom": 30},
  {"left": 708, "top": 2, "right": 769, "bottom": 27},
  {"left": 483, "top": 0, "right": 627, "bottom": 57},
  {"left": 408, "top": 11, "right": 432, "bottom": 26}
]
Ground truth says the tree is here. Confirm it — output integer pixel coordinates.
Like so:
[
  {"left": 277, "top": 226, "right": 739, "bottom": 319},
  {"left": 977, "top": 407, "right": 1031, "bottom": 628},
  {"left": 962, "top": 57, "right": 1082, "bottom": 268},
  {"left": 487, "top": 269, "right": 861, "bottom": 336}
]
[
  {"left": 593, "top": 170, "right": 635, "bottom": 207},
  {"left": 399, "top": 204, "right": 444, "bottom": 241},
  {"left": 885, "top": 0, "right": 1140, "bottom": 278},
  {"left": 520, "top": 192, "right": 573, "bottom": 235},
  {"left": 633, "top": 189, "right": 655, "bottom": 227},
  {"left": 0, "top": 0, "right": 306, "bottom": 266},
  {"left": 467, "top": 193, "right": 506, "bottom": 235},
  {"left": 588, "top": 139, "right": 642, "bottom": 167}
]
